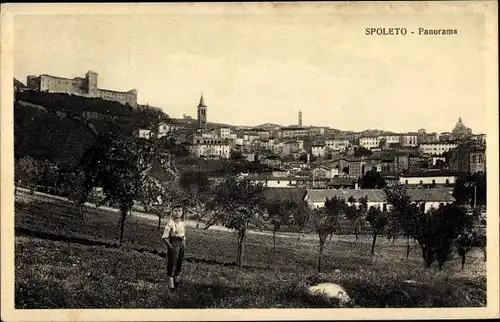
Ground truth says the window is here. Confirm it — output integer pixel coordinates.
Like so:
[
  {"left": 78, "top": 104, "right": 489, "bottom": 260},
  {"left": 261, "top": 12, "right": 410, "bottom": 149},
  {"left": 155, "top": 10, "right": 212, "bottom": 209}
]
[
  {"left": 432, "top": 179, "right": 436, "bottom": 184},
  {"left": 383, "top": 203, "right": 387, "bottom": 212},
  {"left": 478, "top": 154, "right": 483, "bottom": 163},
  {"left": 472, "top": 155, "right": 477, "bottom": 163},
  {"left": 446, "top": 179, "right": 449, "bottom": 184},
  {"left": 405, "top": 180, "right": 408, "bottom": 184},
  {"left": 420, "top": 180, "right": 423, "bottom": 184}
]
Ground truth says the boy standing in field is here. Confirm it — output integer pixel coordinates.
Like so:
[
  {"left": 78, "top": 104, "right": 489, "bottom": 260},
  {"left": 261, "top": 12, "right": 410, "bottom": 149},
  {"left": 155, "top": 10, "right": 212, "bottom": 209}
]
[{"left": 162, "top": 204, "right": 186, "bottom": 290}]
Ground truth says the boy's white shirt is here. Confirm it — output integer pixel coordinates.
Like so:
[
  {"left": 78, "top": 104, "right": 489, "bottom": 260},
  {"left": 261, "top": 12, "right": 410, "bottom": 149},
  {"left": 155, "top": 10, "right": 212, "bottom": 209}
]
[{"left": 162, "top": 219, "right": 186, "bottom": 239}]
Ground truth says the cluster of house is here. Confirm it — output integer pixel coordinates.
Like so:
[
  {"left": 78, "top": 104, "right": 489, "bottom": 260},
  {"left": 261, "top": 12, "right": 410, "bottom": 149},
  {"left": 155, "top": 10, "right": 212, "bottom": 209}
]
[
  {"left": 133, "top": 95, "right": 486, "bottom": 194},
  {"left": 238, "top": 166, "right": 464, "bottom": 190}
]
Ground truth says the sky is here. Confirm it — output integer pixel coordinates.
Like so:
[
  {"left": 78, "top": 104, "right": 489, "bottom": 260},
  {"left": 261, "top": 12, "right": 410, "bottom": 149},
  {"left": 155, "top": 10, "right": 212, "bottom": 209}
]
[{"left": 13, "top": 6, "right": 488, "bottom": 133}]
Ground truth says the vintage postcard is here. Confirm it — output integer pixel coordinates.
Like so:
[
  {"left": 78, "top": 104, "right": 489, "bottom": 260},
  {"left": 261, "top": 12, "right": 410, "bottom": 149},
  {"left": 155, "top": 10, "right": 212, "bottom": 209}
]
[{"left": 1, "top": 1, "right": 498, "bottom": 321}]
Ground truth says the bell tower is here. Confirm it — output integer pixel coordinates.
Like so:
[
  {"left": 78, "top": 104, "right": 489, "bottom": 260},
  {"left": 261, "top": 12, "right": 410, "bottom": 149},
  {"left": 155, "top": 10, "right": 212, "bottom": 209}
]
[{"left": 197, "top": 93, "right": 207, "bottom": 129}]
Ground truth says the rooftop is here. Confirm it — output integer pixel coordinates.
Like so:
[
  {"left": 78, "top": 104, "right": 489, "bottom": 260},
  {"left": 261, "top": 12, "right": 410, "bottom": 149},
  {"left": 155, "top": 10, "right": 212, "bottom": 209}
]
[
  {"left": 306, "top": 188, "right": 455, "bottom": 204},
  {"left": 400, "top": 170, "right": 464, "bottom": 177}
]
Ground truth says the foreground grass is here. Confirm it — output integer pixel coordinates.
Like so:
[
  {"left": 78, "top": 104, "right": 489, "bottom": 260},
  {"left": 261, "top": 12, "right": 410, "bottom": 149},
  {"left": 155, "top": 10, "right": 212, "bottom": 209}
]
[{"left": 14, "top": 192, "right": 487, "bottom": 308}]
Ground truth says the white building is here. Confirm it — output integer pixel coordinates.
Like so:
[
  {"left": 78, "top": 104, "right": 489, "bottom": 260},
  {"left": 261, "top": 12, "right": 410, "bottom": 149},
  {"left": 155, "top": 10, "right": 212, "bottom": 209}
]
[
  {"left": 399, "top": 173, "right": 458, "bottom": 186},
  {"left": 419, "top": 142, "right": 458, "bottom": 155},
  {"left": 359, "top": 137, "right": 380, "bottom": 150},
  {"left": 234, "top": 137, "right": 244, "bottom": 146},
  {"left": 401, "top": 134, "right": 418, "bottom": 147},
  {"left": 311, "top": 145, "right": 326, "bottom": 157},
  {"left": 218, "top": 128, "right": 232, "bottom": 139},
  {"left": 157, "top": 122, "right": 175, "bottom": 139},
  {"left": 260, "top": 139, "right": 275, "bottom": 151},
  {"left": 189, "top": 137, "right": 231, "bottom": 159},
  {"left": 135, "top": 129, "right": 152, "bottom": 139},
  {"left": 312, "top": 166, "right": 339, "bottom": 179},
  {"left": 308, "top": 127, "right": 325, "bottom": 136},
  {"left": 283, "top": 140, "right": 304, "bottom": 155},
  {"left": 243, "top": 134, "right": 260, "bottom": 142},
  {"left": 281, "top": 127, "right": 308, "bottom": 138},
  {"left": 201, "top": 132, "right": 217, "bottom": 138},
  {"left": 281, "top": 127, "right": 325, "bottom": 139},
  {"left": 431, "top": 156, "right": 447, "bottom": 166},
  {"left": 378, "top": 135, "right": 401, "bottom": 146},
  {"left": 325, "top": 139, "right": 350, "bottom": 152}
]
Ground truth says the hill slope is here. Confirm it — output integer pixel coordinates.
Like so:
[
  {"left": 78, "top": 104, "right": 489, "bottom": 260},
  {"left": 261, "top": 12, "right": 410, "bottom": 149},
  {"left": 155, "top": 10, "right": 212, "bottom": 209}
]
[{"left": 14, "top": 102, "right": 97, "bottom": 169}]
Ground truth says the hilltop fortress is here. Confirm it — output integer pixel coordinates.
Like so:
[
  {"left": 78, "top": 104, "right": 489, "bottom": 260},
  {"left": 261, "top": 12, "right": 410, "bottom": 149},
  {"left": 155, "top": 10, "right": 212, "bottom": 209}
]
[{"left": 26, "top": 71, "right": 137, "bottom": 107}]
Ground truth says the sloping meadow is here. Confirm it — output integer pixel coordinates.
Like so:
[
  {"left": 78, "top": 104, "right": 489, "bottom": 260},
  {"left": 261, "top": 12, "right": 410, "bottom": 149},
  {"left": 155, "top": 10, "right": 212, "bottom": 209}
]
[{"left": 14, "top": 192, "right": 486, "bottom": 308}]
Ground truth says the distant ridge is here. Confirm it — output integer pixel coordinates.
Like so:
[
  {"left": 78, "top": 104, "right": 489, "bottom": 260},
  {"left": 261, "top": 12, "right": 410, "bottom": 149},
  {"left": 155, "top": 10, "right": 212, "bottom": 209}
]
[{"left": 253, "top": 123, "right": 282, "bottom": 129}]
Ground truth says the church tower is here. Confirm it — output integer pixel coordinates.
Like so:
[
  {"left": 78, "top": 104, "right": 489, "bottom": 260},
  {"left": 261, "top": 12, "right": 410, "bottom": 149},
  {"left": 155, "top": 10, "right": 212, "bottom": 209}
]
[
  {"left": 298, "top": 111, "right": 303, "bottom": 127},
  {"left": 197, "top": 93, "right": 207, "bottom": 129}
]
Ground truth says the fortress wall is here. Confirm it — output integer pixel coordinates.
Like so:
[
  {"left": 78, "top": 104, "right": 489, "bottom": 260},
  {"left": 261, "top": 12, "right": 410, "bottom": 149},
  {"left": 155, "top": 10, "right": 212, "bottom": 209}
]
[
  {"left": 96, "top": 89, "right": 137, "bottom": 107},
  {"left": 39, "top": 75, "right": 87, "bottom": 94}
]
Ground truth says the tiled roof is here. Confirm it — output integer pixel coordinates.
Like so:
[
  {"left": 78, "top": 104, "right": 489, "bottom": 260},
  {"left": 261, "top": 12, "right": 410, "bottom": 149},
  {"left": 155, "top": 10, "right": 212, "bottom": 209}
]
[
  {"left": 401, "top": 170, "right": 463, "bottom": 178},
  {"left": 407, "top": 188, "right": 455, "bottom": 202},
  {"left": 306, "top": 188, "right": 455, "bottom": 203},
  {"left": 263, "top": 188, "right": 307, "bottom": 203},
  {"left": 307, "top": 189, "right": 386, "bottom": 203}
]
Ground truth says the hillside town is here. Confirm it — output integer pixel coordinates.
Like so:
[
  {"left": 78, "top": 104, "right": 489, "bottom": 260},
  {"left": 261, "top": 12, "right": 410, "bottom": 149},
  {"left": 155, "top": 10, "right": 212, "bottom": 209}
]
[
  {"left": 14, "top": 70, "right": 487, "bottom": 210},
  {"left": 134, "top": 93, "right": 486, "bottom": 193}
]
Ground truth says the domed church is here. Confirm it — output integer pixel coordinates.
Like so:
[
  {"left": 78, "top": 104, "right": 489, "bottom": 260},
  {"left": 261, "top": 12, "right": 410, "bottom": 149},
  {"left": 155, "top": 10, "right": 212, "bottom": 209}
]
[{"left": 452, "top": 117, "right": 472, "bottom": 139}]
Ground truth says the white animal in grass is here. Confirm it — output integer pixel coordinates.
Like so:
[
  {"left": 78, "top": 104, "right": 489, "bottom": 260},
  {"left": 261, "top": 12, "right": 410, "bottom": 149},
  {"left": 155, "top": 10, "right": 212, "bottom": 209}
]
[{"left": 308, "top": 283, "right": 351, "bottom": 304}]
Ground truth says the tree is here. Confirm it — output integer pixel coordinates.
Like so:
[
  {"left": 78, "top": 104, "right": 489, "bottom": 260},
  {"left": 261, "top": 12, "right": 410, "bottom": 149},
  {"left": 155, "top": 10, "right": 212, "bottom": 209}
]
[
  {"left": 266, "top": 199, "right": 294, "bottom": 258},
  {"left": 453, "top": 172, "right": 486, "bottom": 209},
  {"left": 179, "top": 170, "right": 211, "bottom": 228},
  {"left": 230, "top": 150, "right": 244, "bottom": 162},
  {"left": 455, "top": 211, "right": 486, "bottom": 270},
  {"left": 138, "top": 175, "right": 166, "bottom": 231},
  {"left": 453, "top": 174, "right": 471, "bottom": 205},
  {"left": 61, "top": 168, "right": 92, "bottom": 230},
  {"left": 359, "top": 168, "right": 386, "bottom": 189},
  {"left": 378, "top": 138, "right": 387, "bottom": 149},
  {"left": 418, "top": 204, "right": 472, "bottom": 270},
  {"left": 384, "top": 185, "right": 419, "bottom": 259},
  {"left": 38, "top": 160, "right": 58, "bottom": 192},
  {"left": 366, "top": 205, "right": 388, "bottom": 256},
  {"left": 206, "top": 177, "right": 267, "bottom": 267},
  {"left": 15, "top": 156, "right": 39, "bottom": 195},
  {"left": 80, "top": 135, "right": 149, "bottom": 246},
  {"left": 310, "top": 196, "right": 346, "bottom": 272},
  {"left": 386, "top": 185, "right": 473, "bottom": 270},
  {"left": 291, "top": 200, "right": 311, "bottom": 241},
  {"left": 345, "top": 196, "right": 367, "bottom": 242}
]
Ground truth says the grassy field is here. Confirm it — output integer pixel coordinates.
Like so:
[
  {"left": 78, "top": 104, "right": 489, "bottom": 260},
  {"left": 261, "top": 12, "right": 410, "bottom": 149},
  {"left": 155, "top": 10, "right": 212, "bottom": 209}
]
[{"left": 14, "top": 191, "right": 487, "bottom": 308}]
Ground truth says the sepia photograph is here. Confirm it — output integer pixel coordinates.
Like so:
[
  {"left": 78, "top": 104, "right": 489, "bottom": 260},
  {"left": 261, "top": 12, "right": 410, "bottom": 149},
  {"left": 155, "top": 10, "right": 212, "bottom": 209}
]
[{"left": 1, "top": 1, "right": 498, "bottom": 321}]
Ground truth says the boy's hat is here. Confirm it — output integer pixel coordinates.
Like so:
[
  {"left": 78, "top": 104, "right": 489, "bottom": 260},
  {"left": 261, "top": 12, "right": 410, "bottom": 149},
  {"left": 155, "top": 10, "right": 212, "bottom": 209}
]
[{"left": 172, "top": 202, "right": 184, "bottom": 209}]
